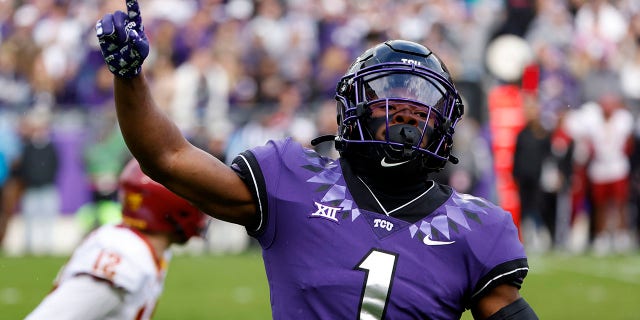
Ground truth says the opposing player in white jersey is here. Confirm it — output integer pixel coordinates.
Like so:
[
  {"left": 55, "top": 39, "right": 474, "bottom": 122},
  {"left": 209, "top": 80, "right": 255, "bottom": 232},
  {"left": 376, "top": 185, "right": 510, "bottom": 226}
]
[{"left": 26, "top": 159, "right": 208, "bottom": 320}]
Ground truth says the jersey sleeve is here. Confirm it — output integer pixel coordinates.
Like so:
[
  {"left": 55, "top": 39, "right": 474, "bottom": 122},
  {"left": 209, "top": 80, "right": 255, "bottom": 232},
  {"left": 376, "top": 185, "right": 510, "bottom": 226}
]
[
  {"left": 230, "top": 137, "right": 314, "bottom": 248},
  {"left": 231, "top": 138, "right": 298, "bottom": 247},
  {"left": 465, "top": 207, "right": 529, "bottom": 306},
  {"left": 231, "top": 149, "right": 269, "bottom": 237},
  {"left": 25, "top": 275, "right": 122, "bottom": 320}
]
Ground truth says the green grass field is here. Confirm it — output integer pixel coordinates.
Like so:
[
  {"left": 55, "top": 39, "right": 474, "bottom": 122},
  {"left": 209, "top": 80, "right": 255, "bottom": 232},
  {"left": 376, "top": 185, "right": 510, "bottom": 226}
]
[{"left": 1, "top": 250, "right": 639, "bottom": 319}]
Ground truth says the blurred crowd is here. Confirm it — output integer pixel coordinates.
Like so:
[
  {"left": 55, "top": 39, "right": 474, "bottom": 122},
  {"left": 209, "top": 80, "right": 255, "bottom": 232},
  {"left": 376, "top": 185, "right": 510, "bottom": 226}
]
[{"left": 0, "top": 0, "right": 640, "bottom": 256}]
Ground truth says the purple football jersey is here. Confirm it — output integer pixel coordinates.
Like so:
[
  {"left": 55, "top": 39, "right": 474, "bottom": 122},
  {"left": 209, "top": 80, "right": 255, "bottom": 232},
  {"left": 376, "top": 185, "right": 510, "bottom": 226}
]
[{"left": 232, "top": 138, "right": 529, "bottom": 320}]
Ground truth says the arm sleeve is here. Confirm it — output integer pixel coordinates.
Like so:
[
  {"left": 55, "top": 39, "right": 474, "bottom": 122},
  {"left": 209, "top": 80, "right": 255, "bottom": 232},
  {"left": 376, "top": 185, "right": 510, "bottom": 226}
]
[
  {"left": 25, "top": 275, "right": 123, "bottom": 320},
  {"left": 485, "top": 298, "right": 539, "bottom": 320}
]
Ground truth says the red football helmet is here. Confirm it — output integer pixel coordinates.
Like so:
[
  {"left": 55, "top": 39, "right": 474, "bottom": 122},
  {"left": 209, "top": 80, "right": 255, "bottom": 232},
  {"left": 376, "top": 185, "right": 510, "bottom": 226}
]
[{"left": 118, "top": 159, "right": 207, "bottom": 244}]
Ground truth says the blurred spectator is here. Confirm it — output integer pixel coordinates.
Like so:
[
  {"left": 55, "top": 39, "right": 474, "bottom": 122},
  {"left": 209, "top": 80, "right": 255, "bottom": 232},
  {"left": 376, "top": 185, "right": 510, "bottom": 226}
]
[
  {"left": 67, "top": 52, "right": 115, "bottom": 110},
  {"left": 226, "top": 81, "right": 315, "bottom": 160},
  {"left": 547, "top": 109, "right": 577, "bottom": 250},
  {"left": 168, "top": 43, "right": 233, "bottom": 156},
  {"left": 578, "top": 55, "right": 621, "bottom": 107},
  {"left": 314, "top": 43, "right": 351, "bottom": 99},
  {"left": 29, "top": 1, "right": 85, "bottom": 108},
  {"left": 312, "top": 99, "right": 339, "bottom": 159},
  {"left": 631, "top": 114, "right": 640, "bottom": 250},
  {"left": 564, "top": 104, "right": 597, "bottom": 253},
  {"left": 525, "top": 0, "right": 574, "bottom": 51},
  {"left": 76, "top": 108, "right": 129, "bottom": 234},
  {"left": 572, "top": 0, "right": 628, "bottom": 105},
  {"left": 589, "top": 93, "right": 635, "bottom": 255},
  {"left": 15, "top": 107, "right": 60, "bottom": 255},
  {"left": 569, "top": 92, "right": 635, "bottom": 255},
  {"left": 512, "top": 94, "right": 553, "bottom": 253},
  {"left": 533, "top": 44, "right": 581, "bottom": 128},
  {"left": 432, "top": 117, "right": 493, "bottom": 197},
  {"left": 619, "top": 11, "right": 640, "bottom": 116},
  {"left": 0, "top": 22, "right": 38, "bottom": 111},
  {"left": 490, "top": 0, "right": 537, "bottom": 41},
  {"left": 573, "top": 0, "right": 628, "bottom": 63},
  {"left": 0, "top": 111, "right": 21, "bottom": 248}
]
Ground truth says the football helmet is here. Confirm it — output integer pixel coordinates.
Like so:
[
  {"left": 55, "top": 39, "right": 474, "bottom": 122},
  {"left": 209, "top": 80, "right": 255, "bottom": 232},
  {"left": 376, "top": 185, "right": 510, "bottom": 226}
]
[
  {"left": 334, "top": 40, "right": 464, "bottom": 177},
  {"left": 118, "top": 159, "right": 207, "bottom": 244}
]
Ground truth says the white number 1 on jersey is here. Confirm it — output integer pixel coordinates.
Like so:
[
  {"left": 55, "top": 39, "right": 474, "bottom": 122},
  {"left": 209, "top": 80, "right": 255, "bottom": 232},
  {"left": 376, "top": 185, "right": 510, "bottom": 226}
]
[{"left": 356, "top": 249, "right": 398, "bottom": 320}]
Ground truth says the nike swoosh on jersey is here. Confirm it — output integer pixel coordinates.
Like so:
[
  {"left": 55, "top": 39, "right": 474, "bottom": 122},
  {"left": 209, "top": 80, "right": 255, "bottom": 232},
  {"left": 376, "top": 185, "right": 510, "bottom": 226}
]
[
  {"left": 380, "top": 157, "right": 410, "bottom": 167},
  {"left": 423, "top": 234, "right": 456, "bottom": 246}
]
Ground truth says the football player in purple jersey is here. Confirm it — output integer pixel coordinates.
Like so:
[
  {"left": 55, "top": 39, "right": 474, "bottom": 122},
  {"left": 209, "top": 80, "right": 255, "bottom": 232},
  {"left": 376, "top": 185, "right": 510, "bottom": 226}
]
[{"left": 96, "top": 1, "right": 538, "bottom": 319}]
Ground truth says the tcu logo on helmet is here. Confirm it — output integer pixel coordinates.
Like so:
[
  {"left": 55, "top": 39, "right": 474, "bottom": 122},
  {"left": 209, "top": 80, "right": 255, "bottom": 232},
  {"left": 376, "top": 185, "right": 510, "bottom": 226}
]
[{"left": 401, "top": 58, "right": 422, "bottom": 66}]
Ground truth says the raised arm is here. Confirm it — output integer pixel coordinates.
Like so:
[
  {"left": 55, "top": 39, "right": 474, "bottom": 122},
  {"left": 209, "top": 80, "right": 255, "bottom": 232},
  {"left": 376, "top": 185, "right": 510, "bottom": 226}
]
[{"left": 95, "top": 0, "right": 258, "bottom": 228}]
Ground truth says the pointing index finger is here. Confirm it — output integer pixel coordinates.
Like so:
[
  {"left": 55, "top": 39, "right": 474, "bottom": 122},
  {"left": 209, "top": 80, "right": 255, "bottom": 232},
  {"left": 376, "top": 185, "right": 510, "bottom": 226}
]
[{"left": 126, "top": 0, "right": 142, "bottom": 25}]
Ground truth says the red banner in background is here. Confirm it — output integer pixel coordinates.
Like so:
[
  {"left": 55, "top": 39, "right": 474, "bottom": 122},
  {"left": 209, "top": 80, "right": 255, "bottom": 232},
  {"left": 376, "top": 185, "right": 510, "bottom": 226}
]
[{"left": 487, "top": 84, "right": 526, "bottom": 230}]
